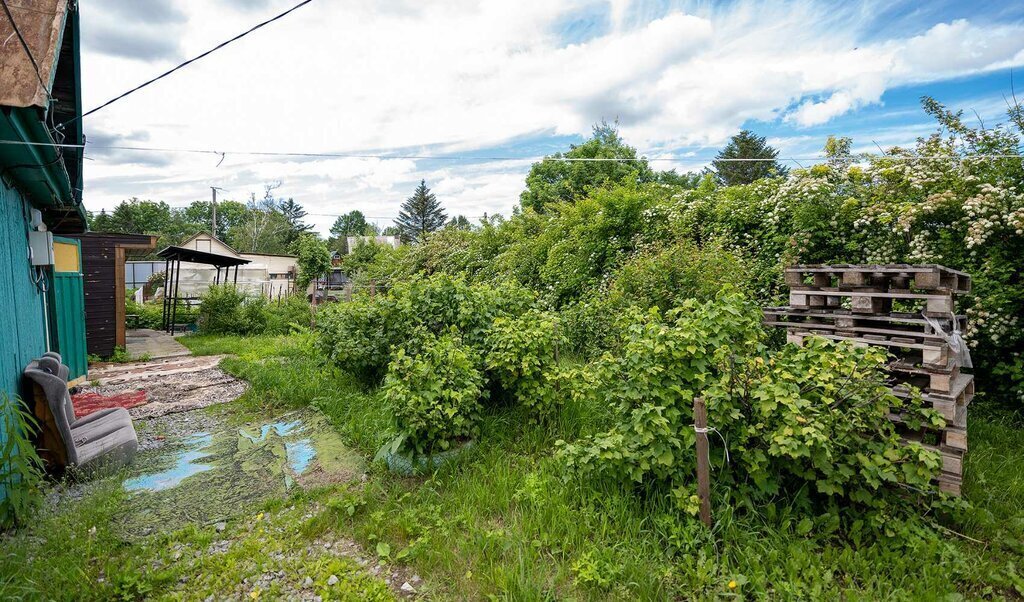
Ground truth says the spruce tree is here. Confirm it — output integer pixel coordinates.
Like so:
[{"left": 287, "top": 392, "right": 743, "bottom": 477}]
[
  {"left": 712, "top": 130, "right": 788, "bottom": 186},
  {"left": 277, "top": 198, "right": 312, "bottom": 245},
  {"left": 395, "top": 180, "right": 446, "bottom": 242}
]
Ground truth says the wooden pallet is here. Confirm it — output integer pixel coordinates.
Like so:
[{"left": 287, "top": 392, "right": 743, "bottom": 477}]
[
  {"left": 788, "top": 289, "right": 955, "bottom": 315},
  {"left": 785, "top": 331, "right": 953, "bottom": 367},
  {"left": 888, "top": 358, "right": 967, "bottom": 391},
  {"left": 889, "top": 364, "right": 962, "bottom": 395},
  {"left": 890, "top": 373, "right": 974, "bottom": 426},
  {"left": 773, "top": 264, "right": 973, "bottom": 496},
  {"left": 785, "top": 264, "right": 971, "bottom": 293},
  {"left": 764, "top": 309, "right": 965, "bottom": 343},
  {"left": 899, "top": 430, "right": 967, "bottom": 496},
  {"left": 764, "top": 307, "right": 965, "bottom": 329}
]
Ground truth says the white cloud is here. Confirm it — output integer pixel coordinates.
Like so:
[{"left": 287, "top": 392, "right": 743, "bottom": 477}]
[{"left": 79, "top": 1, "right": 1024, "bottom": 233}]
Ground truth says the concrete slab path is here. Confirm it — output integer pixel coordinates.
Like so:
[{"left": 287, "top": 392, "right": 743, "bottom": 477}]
[{"left": 125, "top": 328, "right": 191, "bottom": 359}]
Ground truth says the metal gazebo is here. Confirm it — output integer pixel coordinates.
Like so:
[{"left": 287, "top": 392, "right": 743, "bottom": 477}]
[{"left": 156, "top": 246, "right": 251, "bottom": 334}]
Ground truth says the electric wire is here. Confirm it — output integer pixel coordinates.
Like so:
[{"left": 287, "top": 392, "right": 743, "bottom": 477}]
[
  {"left": 60, "top": 0, "right": 315, "bottom": 128},
  {"left": 0, "top": 139, "right": 1021, "bottom": 163}
]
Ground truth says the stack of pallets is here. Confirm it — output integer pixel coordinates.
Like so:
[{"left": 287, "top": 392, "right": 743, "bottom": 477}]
[{"left": 764, "top": 264, "right": 973, "bottom": 495}]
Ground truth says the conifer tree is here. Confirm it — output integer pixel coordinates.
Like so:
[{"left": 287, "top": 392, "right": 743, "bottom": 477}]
[
  {"left": 395, "top": 180, "right": 446, "bottom": 242},
  {"left": 712, "top": 130, "right": 788, "bottom": 186},
  {"left": 277, "top": 198, "right": 312, "bottom": 245}
]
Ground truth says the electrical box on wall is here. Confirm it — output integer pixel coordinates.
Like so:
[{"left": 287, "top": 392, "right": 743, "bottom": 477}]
[{"left": 29, "top": 230, "right": 54, "bottom": 266}]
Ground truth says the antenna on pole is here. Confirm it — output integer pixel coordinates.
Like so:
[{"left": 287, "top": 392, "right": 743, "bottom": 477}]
[{"left": 211, "top": 186, "right": 226, "bottom": 236}]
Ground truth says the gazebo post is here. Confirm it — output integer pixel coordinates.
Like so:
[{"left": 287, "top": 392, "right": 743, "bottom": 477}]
[
  {"left": 234, "top": 265, "right": 239, "bottom": 286},
  {"left": 162, "top": 257, "right": 170, "bottom": 331},
  {"left": 170, "top": 259, "right": 182, "bottom": 335}
]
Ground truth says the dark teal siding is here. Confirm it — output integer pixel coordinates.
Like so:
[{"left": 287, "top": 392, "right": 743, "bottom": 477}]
[
  {"left": 0, "top": 176, "right": 50, "bottom": 504},
  {"left": 50, "top": 237, "right": 87, "bottom": 380}
]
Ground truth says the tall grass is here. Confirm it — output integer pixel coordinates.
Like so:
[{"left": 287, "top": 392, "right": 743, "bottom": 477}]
[{"left": 179, "top": 334, "right": 1024, "bottom": 599}]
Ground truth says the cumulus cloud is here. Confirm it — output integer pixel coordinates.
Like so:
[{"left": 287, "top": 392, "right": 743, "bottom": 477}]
[
  {"left": 81, "top": 0, "right": 187, "bottom": 61},
  {"left": 83, "top": 128, "right": 175, "bottom": 168},
  {"left": 77, "top": 0, "right": 1024, "bottom": 232}
]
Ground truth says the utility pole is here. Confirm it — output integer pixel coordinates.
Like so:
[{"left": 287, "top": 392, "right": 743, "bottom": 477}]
[{"left": 211, "top": 186, "right": 225, "bottom": 237}]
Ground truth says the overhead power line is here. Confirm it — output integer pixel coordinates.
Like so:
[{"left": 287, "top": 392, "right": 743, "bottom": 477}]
[
  {"left": 1, "top": 0, "right": 50, "bottom": 99},
  {"left": 305, "top": 213, "right": 487, "bottom": 219},
  {"left": 60, "top": 0, "right": 315, "bottom": 129},
  {"left": 1, "top": 139, "right": 1022, "bottom": 164}
]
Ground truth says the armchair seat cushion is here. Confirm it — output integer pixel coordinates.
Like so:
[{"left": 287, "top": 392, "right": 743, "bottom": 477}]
[
  {"left": 75, "top": 423, "right": 139, "bottom": 473},
  {"left": 71, "top": 407, "right": 122, "bottom": 428},
  {"left": 71, "top": 408, "right": 133, "bottom": 447}
]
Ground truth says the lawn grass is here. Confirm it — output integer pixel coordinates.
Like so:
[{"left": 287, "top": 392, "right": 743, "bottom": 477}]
[
  {"left": 0, "top": 480, "right": 393, "bottom": 601},
  {"left": 4, "top": 333, "right": 1023, "bottom": 600},
  {"left": 182, "top": 333, "right": 1024, "bottom": 599}
]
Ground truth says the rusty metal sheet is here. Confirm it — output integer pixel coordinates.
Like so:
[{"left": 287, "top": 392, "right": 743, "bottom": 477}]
[{"left": 0, "top": 0, "right": 68, "bottom": 108}]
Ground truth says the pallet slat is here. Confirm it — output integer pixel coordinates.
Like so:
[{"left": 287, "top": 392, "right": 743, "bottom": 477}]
[
  {"left": 771, "top": 263, "right": 973, "bottom": 496},
  {"left": 785, "top": 264, "right": 971, "bottom": 293}
]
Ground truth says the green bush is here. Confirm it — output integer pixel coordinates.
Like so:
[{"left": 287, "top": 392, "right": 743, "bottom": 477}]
[
  {"left": 382, "top": 332, "right": 486, "bottom": 455},
  {"left": 318, "top": 274, "right": 536, "bottom": 381},
  {"left": 1, "top": 395, "right": 44, "bottom": 528},
  {"left": 266, "top": 294, "right": 313, "bottom": 333},
  {"left": 557, "top": 296, "right": 624, "bottom": 358},
  {"left": 125, "top": 298, "right": 192, "bottom": 330},
  {"left": 559, "top": 291, "right": 944, "bottom": 518},
  {"left": 608, "top": 239, "right": 748, "bottom": 312},
  {"left": 317, "top": 297, "right": 393, "bottom": 381},
  {"left": 197, "top": 285, "right": 250, "bottom": 335},
  {"left": 484, "top": 309, "right": 566, "bottom": 418},
  {"left": 197, "top": 286, "right": 309, "bottom": 336}
]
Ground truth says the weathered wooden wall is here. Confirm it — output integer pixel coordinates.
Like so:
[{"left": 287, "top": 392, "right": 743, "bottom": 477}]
[{"left": 72, "top": 233, "right": 156, "bottom": 358}]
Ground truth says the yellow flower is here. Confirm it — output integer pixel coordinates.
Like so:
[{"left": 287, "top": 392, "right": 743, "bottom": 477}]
[
  {"left": 250, "top": 589, "right": 261, "bottom": 599},
  {"left": 256, "top": 513, "right": 264, "bottom": 521},
  {"left": 728, "top": 580, "right": 737, "bottom": 589}
]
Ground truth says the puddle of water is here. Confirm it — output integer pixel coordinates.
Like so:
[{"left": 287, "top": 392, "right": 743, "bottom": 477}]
[
  {"left": 285, "top": 438, "right": 316, "bottom": 474},
  {"left": 240, "top": 419, "right": 303, "bottom": 444},
  {"left": 124, "top": 432, "right": 214, "bottom": 492},
  {"left": 115, "top": 410, "right": 363, "bottom": 538},
  {"left": 125, "top": 416, "right": 326, "bottom": 496},
  {"left": 241, "top": 418, "right": 316, "bottom": 477}
]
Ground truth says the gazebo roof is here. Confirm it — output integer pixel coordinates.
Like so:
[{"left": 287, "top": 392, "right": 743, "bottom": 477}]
[{"left": 156, "top": 246, "right": 251, "bottom": 268}]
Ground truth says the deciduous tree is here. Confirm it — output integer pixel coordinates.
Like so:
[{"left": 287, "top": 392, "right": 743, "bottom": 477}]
[{"left": 519, "top": 121, "right": 654, "bottom": 212}]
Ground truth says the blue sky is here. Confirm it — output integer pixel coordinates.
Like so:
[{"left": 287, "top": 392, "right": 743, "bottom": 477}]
[{"left": 78, "top": 0, "right": 1024, "bottom": 234}]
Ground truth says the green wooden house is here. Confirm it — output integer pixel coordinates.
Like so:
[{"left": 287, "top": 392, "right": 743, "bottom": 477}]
[{"left": 0, "top": 0, "right": 87, "bottom": 507}]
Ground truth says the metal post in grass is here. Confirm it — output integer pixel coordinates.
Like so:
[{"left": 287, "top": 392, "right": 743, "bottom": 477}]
[
  {"left": 694, "top": 396, "right": 712, "bottom": 527},
  {"left": 161, "top": 257, "right": 170, "bottom": 331}
]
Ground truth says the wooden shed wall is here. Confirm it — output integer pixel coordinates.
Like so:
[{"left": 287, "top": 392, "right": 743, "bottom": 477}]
[
  {"left": 78, "top": 235, "right": 118, "bottom": 357},
  {"left": 72, "top": 233, "right": 157, "bottom": 358}
]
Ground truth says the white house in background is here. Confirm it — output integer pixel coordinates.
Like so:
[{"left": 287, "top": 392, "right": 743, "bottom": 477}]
[
  {"left": 128, "top": 233, "right": 297, "bottom": 298},
  {"left": 346, "top": 235, "right": 401, "bottom": 253}
]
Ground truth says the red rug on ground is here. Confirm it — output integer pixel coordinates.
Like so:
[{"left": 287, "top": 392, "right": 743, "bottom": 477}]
[{"left": 71, "top": 390, "right": 148, "bottom": 418}]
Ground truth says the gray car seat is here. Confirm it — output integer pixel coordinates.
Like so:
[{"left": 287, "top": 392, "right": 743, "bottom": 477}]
[
  {"left": 38, "top": 351, "right": 69, "bottom": 382},
  {"left": 23, "top": 356, "right": 138, "bottom": 473}
]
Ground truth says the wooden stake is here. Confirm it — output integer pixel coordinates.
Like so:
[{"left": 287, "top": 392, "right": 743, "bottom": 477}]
[
  {"left": 694, "top": 396, "right": 712, "bottom": 528},
  {"left": 310, "top": 274, "right": 319, "bottom": 330}
]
